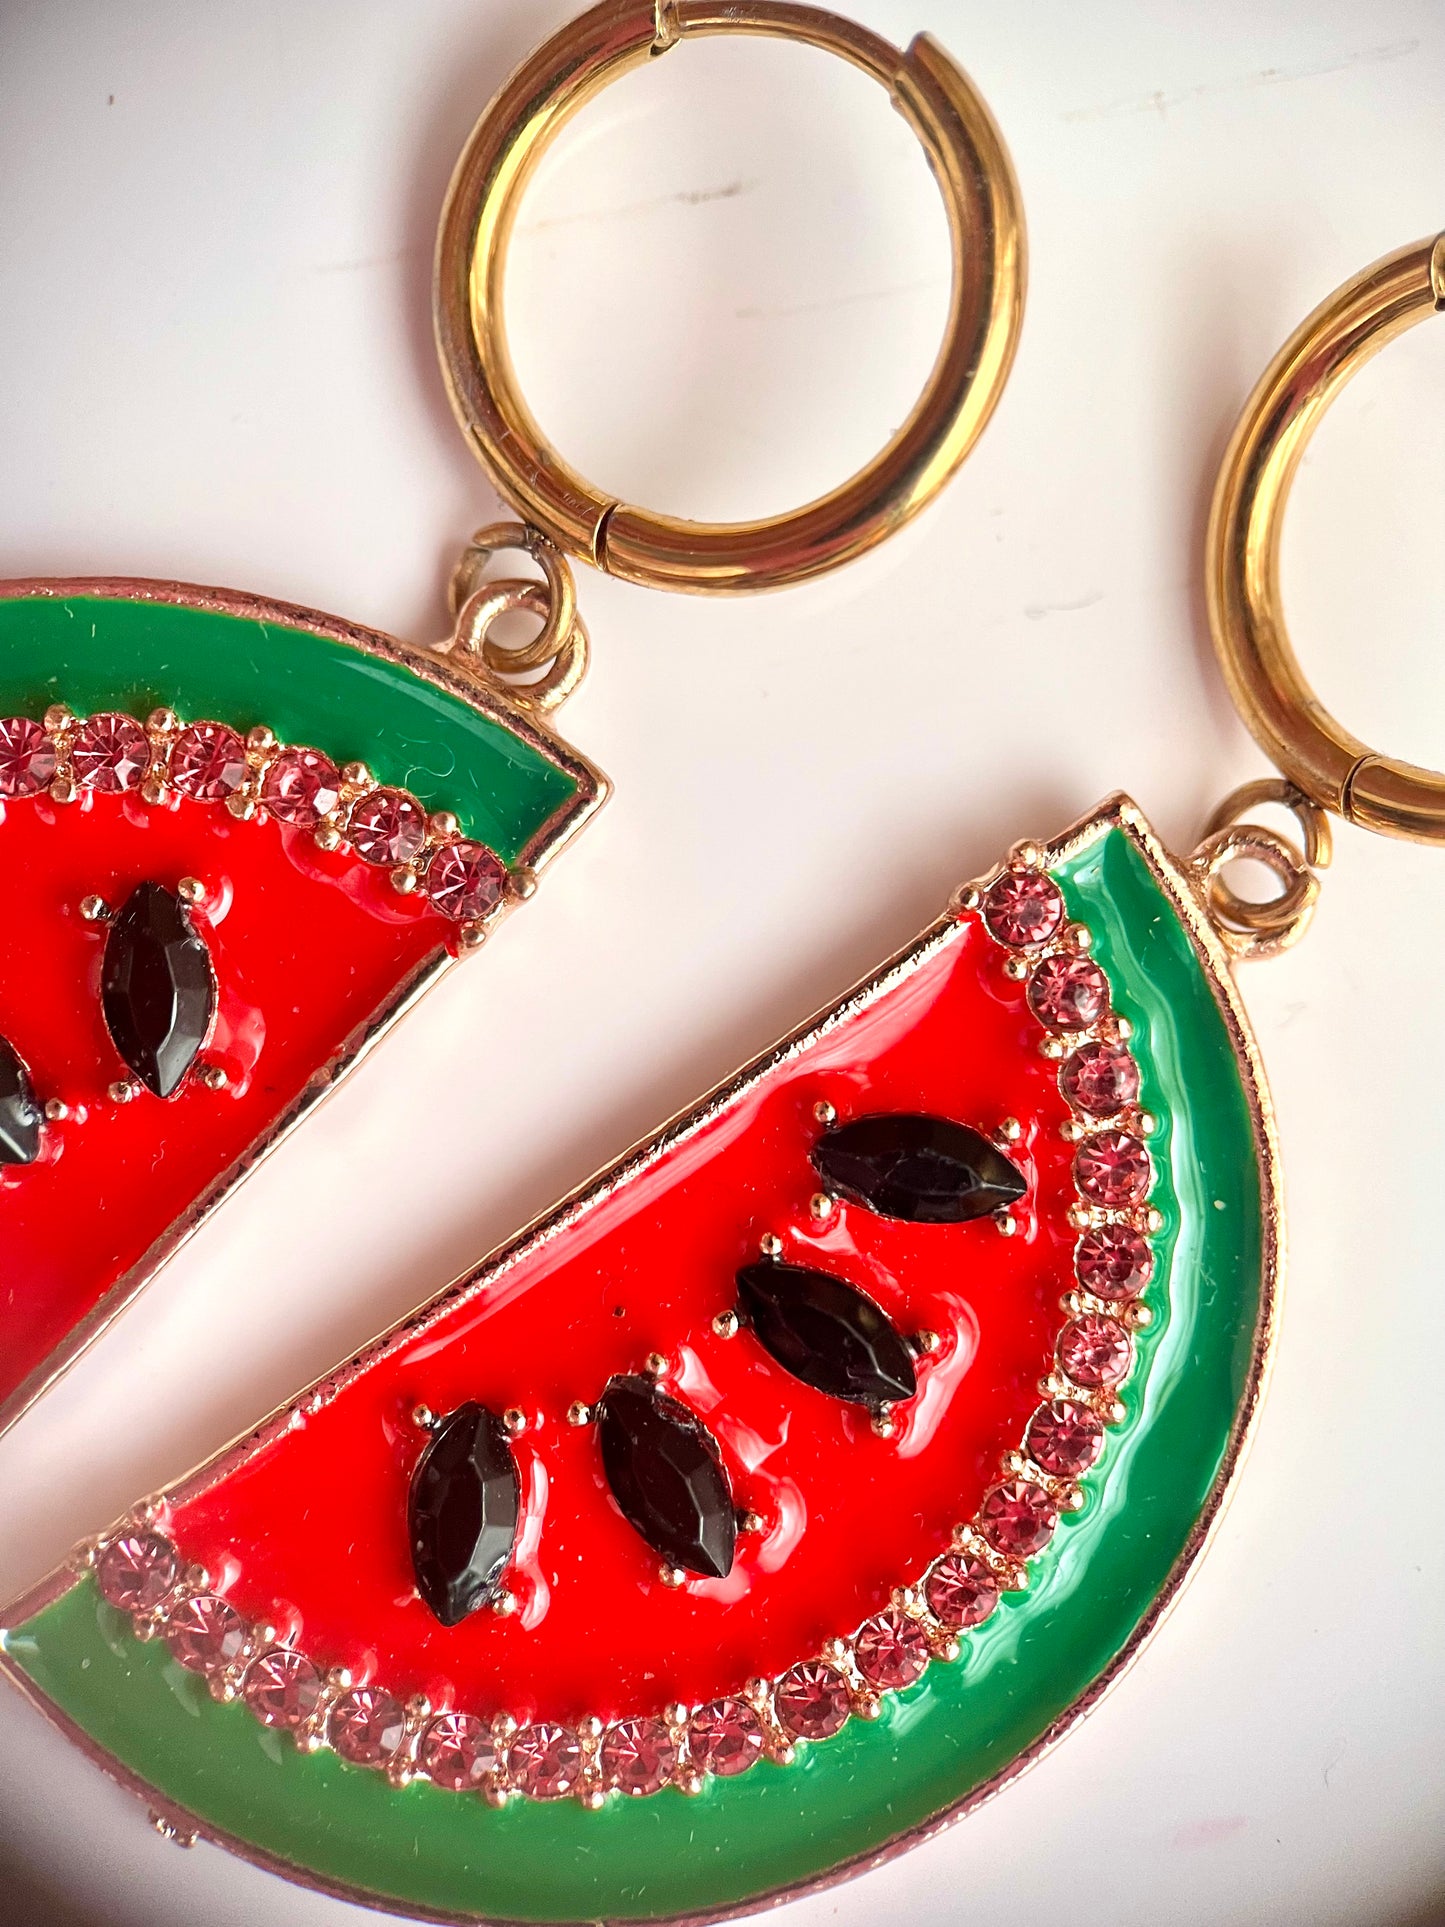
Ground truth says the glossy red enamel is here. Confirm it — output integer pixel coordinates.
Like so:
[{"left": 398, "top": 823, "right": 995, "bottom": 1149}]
[
  {"left": 0, "top": 790, "right": 445, "bottom": 1411},
  {"left": 171, "top": 916, "right": 1077, "bottom": 1722}
]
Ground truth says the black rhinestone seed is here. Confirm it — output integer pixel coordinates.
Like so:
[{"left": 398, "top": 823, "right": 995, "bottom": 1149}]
[
  {"left": 100, "top": 882, "right": 216, "bottom": 1099},
  {"left": 812, "top": 1113, "right": 1025, "bottom": 1223},
  {"left": 0, "top": 1034, "right": 42, "bottom": 1165},
  {"left": 735, "top": 1260, "right": 918, "bottom": 1411},
  {"left": 409, "top": 1402, "right": 520, "bottom": 1627},
  {"left": 597, "top": 1376, "right": 736, "bottom": 1580}
]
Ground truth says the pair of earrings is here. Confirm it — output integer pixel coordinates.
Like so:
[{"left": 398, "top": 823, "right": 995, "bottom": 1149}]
[{"left": 0, "top": 2, "right": 1437, "bottom": 1922}]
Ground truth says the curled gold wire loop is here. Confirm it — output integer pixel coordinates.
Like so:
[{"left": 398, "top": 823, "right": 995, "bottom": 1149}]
[
  {"left": 448, "top": 522, "right": 577, "bottom": 673},
  {"left": 1206, "top": 233, "right": 1445, "bottom": 844},
  {"left": 1191, "top": 780, "right": 1330, "bottom": 962},
  {"left": 449, "top": 579, "right": 590, "bottom": 714},
  {"left": 434, "top": 0, "right": 1026, "bottom": 593},
  {"left": 1192, "top": 827, "right": 1319, "bottom": 963},
  {"left": 1198, "top": 777, "right": 1334, "bottom": 875}
]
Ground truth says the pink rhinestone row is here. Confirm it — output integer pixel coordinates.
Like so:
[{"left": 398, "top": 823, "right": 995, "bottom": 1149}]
[
  {"left": 966, "top": 851, "right": 1159, "bottom": 1550},
  {"left": 81, "top": 847, "right": 1155, "bottom": 1805},
  {"left": 89, "top": 1525, "right": 968, "bottom": 1802},
  {"left": 0, "top": 707, "right": 512, "bottom": 932}
]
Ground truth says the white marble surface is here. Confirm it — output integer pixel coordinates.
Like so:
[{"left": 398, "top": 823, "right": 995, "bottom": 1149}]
[{"left": 0, "top": 2, "right": 1442, "bottom": 1923}]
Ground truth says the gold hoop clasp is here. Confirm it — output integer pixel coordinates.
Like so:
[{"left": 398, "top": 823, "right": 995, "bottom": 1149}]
[
  {"left": 1207, "top": 234, "right": 1445, "bottom": 844},
  {"left": 434, "top": 0, "right": 1026, "bottom": 594}
]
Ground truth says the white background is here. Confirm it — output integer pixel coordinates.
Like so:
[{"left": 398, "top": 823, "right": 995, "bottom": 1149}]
[{"left": 0, "top": 3, "right": 1442, "bottom": 1924}]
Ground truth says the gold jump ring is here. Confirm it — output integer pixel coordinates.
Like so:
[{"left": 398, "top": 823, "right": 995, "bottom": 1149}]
[
  {"left": 448, "top": 522, "right": 578, "bottom": 674},
  {"left": 1192, "top": 778, "right": 1331, "bottom": 961},
  {"left": 1192, "top": 825, "right": 1320, "bottom": 963},
  {"left": 451, "top": 579, "right": 591, "bottom": 714}
]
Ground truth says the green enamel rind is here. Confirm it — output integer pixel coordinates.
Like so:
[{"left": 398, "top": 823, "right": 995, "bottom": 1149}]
[
  {"left": 1, "top": 820, "right": 1265, "bottom": 1923},
  {"left": 0, "top": 594, "right": 580, "bottom": 864}
]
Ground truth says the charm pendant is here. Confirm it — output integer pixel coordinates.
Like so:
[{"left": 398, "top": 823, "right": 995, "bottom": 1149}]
[
  {"left": 0, "top": 578, "right": 604, "bottom": 1433},
  {"left": 0, "top": 796, "right": 1278, "bottom": 1922}
]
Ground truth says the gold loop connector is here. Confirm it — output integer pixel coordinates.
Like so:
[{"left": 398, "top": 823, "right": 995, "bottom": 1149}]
[
  {"left": 449, "top": 579, "right": 590, "bottom": 715},
  {"left": 448, "top": 522, "right": 578, "bottom": 673},
  {"left": 1191, "top": 780, "right": 1330, "bottom": 963},
  {"left": 1206, "top": 233, "right": 1445, "bottom": 844},
  {"left": 437, "top": 524, "right": 588, "bottom": 712},
  {"left": 434, "top": 0, "right": 1026, "bottom": 593},
  {"left": 1198, "top": 777, "right": 1333, "bottom": 875}
]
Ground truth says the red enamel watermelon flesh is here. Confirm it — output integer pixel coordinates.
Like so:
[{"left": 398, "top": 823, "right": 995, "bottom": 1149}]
[
  {"left": 0, "top": 580, "right": 605, "bottom": 1432},
  {"left": 170, "top": 888, "right": 1069, "bottom": 1715},
  {"left": 0, "top": 797, "right": 1275, "bottom": 1925}
]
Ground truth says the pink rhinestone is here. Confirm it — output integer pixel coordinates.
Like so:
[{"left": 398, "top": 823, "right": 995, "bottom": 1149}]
[
  {"left": 983, "top": 870, "right": 1064, "bottom": 948},
  {"left": 163, "top": 1594, "right": 247, "bottom": 1674},
  {"left": 348, "top": 787, "right": 426, "bottom": 866},
  {"left": 853, "top": 1610, "right": 931, "bottom": 1691},
  {"left": 1061, "top": 1041, "right": 1140, "bottom": 1116},
  {"left": 330, "top": 1686, "right": 407, "bottom": 1766},
  {"left": 924, "top": 1552, "right": 999, "bottom": 1630},
  {"left": 72, "top": 712, "right": 149, "bottom": 792},
  {"left": 1075, "top": 1130, "right": 1151, "bottom": 1207},
  {"left": 774, "top": 1661, "right": 850, "bottom": 1740},
  {"left": 424, "top": 840, "right": 508, "bottom": 922},
  {"left": 418, "top": 1712, "right": 496, "bottom": 1791},
  {"left": 260, "top": 746, "right": 341, "bottom": 826},
  {"left": 1028, "top": 953, "right": 1108, "bottom": 1031},
  {"left": 508, "top": 1722, "right": 582, "bottom": 1799},
  {"left": 601, "top": 1717, "right": 679, "bottom": 1796},
  {"left": 1059, "top": 1314, "right": 1133, "bottom": 1389},
  {"left": 689, "top": 1698, "right": 765, "bottom": 1778},
  {"left": 0, "top": 717, "right": 57, "bottom": 797},
  {"left": 979, "top": 1480, "right": 1058, "bottom": 1559},
  {"left": 242, "top": 1647, "right": 322, "bottom": 1729},
  {"left": 1076, "top": 1223, "right": 1153, "bottom": 1300},
  {"left": 1026, "top": 1400, "right": 1105, "bottom": 1477},
  {"left": 94, "top": 1531, "right": 178, "bottom": 1612},
  {"left": 168, "top": 722, "right": 247, "bottom": 802}
]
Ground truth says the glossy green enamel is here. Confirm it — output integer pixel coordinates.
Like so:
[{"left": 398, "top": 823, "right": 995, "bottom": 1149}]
[
  {"left": 0, "top": 594, "right": 579, "bottom": 863},
  {"left": 2, "top": 821, "right": 1265, "bottom": 1922}
]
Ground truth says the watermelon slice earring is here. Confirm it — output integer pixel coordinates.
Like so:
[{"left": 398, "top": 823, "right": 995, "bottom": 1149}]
[{"left": 5, "top": 2, "right": 1438, "bottom": 1919}]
